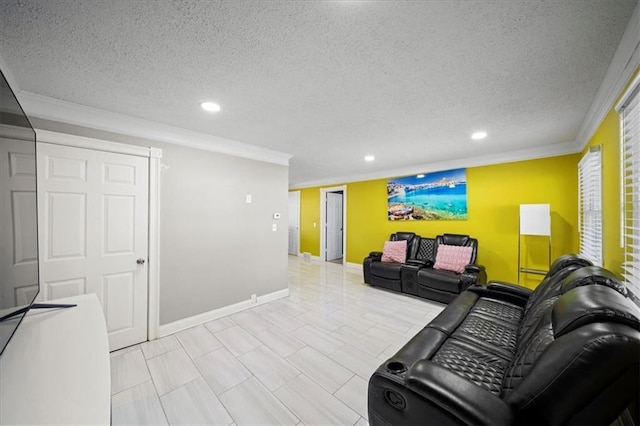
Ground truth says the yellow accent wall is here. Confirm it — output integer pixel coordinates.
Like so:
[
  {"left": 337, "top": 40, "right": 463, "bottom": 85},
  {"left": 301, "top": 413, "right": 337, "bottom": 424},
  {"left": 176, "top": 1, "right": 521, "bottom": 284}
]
[
  {"left": 295, "top": 154, "right": 579, "bottom": 287},
  {"left": 299, "top": 187, "right": 321, "bottom": 255}
]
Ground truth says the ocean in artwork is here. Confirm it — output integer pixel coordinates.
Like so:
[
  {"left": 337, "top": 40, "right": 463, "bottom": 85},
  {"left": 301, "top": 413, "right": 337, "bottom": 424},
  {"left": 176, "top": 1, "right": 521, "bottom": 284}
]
[{"left": 387, "top": 168, "right": 468, "bottom": 220}]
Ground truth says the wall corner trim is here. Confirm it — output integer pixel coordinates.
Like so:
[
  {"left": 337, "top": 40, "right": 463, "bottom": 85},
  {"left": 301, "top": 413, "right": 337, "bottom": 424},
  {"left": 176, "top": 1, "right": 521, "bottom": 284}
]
[
  {"left": 157, "top": 288, "right": 290, "bottom": 338},
  {"left": 19, "top": 92, "right": 292, "bottom": 166}
]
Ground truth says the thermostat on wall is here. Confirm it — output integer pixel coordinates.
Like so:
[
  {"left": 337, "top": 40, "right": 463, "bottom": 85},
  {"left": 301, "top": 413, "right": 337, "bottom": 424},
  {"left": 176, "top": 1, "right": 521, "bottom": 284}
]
[{"left": 273, "top": 213, "right": 281, "bottom": 219}]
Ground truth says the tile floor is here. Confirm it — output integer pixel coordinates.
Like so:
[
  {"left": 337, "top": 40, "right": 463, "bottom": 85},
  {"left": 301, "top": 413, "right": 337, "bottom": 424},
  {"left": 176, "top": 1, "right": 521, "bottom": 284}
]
[{"left": 110, "top": 256, "right": 445, "bottom": 425}]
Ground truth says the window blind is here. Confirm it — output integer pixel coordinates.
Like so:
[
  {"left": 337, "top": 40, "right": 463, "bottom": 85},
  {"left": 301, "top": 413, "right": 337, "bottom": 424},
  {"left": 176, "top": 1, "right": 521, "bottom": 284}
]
[
  {"left": 617, "top": 76, "right": 640, "bottom": 300},
  {"left": 578, "top": 146, "right": 603, "bottom": 266}
]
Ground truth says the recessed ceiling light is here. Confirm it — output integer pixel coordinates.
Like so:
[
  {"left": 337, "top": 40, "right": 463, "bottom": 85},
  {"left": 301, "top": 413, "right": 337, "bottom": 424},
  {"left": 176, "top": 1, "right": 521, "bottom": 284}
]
[
  {"left": 201, "top": 101, "right": 221, "bottom": 113},
  {"left": 417, "top": 174, "right": 425, "bottom": 178},
  {"left": 364, "top": 155, "right": 375, "bottom": 162},
  {"left": 471, "top": 131, "right": 487, "bottom": 140}
]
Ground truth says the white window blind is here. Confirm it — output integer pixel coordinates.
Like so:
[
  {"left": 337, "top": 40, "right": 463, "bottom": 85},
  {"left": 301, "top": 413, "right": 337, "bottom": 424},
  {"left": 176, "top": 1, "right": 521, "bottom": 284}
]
[
  {"left": 617, "top": 75, "right": 640, "bottom": 300},
  {"left": 578, "top": 146, "right": 603, "bottom": 267}
]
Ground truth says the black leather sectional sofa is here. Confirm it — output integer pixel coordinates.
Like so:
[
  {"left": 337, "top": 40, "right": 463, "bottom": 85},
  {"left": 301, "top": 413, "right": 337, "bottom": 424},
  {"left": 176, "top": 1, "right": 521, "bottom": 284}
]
[
  {"left": 368, "top": 255, "right": 640, "bottom": 425},
  {"left": 363, "top": 232, "right": 487, "bottom": 303}
]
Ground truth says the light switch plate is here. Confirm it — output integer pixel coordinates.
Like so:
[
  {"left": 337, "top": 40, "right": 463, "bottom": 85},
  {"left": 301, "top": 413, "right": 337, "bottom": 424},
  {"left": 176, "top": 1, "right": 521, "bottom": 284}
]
[
  {"left": 246, "top": 194, "right": 252, "bottom": 203},
  {"left": 272, "top": 224, "right": 277, "bottom": 232}
]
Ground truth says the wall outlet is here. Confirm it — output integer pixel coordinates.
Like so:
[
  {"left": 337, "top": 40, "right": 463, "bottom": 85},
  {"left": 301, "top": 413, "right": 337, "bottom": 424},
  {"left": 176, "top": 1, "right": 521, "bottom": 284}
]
[{"left": 250, "top": 293, "right": 257, "bottom": 304}]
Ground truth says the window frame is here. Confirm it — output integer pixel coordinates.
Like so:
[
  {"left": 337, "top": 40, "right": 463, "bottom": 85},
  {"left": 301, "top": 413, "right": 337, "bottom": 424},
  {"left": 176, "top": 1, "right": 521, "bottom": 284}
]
[
  {"left": 578, "top": 146, "right": 603, "bottom": 267},
  {"left": 616, "top": 73, "right": 640, "bottom": 300}
]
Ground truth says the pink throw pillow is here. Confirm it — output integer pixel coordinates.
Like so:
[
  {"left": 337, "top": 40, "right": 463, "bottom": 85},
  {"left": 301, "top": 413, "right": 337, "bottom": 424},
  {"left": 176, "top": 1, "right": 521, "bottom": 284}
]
[
  {"left": 381, "top": 240, "right": 407, "bottom": 263},
  {"left": 434, "top": 244, "right": 473, "bottom": 273}
]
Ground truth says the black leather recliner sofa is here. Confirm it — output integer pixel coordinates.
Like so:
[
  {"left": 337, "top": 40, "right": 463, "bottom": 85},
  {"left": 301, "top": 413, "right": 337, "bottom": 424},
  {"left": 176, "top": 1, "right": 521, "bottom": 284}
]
[
  {"left": 364, "top": 233, "right": 486, "bottom": 303},
  {"left": 368, "top": 255, "right": 640, "bottom": 425}
]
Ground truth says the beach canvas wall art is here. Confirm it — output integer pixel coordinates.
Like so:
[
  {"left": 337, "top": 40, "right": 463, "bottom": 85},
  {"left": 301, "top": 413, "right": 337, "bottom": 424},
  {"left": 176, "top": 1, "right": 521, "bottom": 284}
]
[{"left": 387, "top": 168, "right": 468, "bottom": 220}]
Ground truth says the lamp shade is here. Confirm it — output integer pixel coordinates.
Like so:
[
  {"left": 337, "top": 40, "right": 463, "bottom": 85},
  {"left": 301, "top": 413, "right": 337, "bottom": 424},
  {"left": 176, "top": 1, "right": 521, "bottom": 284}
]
[{"left": 520, "top": 204, "right": 551, "bottom": 236}]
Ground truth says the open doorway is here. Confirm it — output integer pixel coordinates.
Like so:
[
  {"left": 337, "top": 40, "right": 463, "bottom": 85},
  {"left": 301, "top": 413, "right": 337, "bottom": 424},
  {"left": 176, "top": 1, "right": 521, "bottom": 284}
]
[{"left": 320, "top": 185, "right": 347, "bottom": 264}]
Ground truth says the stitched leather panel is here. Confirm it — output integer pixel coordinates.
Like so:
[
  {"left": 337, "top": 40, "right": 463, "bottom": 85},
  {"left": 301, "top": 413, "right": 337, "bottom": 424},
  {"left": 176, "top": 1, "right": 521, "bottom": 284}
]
[
  {"left": 501, "top": 320, "right": 554, "bottom": 397},
  {"left": 455, "top": 313, "right": 518, "bottom": 354},
  {"left": 474, "top": 299, "right": 524, "bottom": 322},
  {"left": 518, "top": 297, "right": 557, "bottom": 341},
  {"left": 432, "top": 339, "right": 509, "bottom": 395},
  {"left": 417, "top": 238, "right": 435, "bottom": 262}
]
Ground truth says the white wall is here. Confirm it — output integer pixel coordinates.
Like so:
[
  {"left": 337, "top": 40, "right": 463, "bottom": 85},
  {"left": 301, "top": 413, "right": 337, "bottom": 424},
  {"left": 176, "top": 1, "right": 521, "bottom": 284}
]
[{"left": 31, "top": 118, "right": 289, "bottom": 325}]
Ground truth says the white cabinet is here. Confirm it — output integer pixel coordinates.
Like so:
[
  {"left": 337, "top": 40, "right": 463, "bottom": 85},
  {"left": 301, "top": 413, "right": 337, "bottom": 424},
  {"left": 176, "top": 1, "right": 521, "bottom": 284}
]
[{"left": 0, "top": 294, "right": 110, "bottom": 425}]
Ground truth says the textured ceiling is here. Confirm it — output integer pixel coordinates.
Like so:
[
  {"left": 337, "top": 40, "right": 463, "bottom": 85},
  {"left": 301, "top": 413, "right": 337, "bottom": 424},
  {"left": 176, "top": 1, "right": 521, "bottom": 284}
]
[{"left": 0, "top": 0, "right": 637, "bottom": 186}]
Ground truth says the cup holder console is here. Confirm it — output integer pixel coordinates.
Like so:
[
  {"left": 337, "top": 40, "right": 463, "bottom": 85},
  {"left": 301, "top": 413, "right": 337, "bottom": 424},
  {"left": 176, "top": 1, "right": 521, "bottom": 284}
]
[{"left": 386, "top": 361, "right": 407, "bottom": 374}]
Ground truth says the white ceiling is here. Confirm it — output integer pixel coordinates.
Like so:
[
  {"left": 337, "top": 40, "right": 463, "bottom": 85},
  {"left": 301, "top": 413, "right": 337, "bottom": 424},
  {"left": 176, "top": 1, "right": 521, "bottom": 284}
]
[{"left": 0, "top": 0, "right": 637, "bottom": 187}]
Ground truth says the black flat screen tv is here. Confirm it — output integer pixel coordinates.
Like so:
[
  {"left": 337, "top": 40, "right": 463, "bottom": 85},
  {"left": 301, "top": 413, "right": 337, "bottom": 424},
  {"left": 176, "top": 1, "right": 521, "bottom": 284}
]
[{"left": 0, "top": 69, "right": 39, "bottom": 356}]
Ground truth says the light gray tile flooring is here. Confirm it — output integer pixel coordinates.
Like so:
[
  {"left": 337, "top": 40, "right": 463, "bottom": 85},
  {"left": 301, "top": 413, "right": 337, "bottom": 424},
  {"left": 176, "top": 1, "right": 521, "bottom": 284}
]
[{"left": 110, "top": 256, "right": 445, "bottom": 425}]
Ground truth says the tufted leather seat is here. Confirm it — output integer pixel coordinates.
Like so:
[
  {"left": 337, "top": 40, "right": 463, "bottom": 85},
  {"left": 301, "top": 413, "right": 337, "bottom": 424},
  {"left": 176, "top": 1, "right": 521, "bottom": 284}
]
[
  {"left": 363, "top": 232, "right": 419, "bottom": 292},
  {"left": 415, "top": 234, "right": 487, "bottom": 303},
  {"left": 368, "top": 256, "right": 640, "bottom": 426}
]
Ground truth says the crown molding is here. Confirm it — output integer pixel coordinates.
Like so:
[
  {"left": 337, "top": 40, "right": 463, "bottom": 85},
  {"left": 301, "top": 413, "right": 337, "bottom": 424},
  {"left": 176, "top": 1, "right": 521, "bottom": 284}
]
[
  {"left": 15, "top": 91, "right": 292, "bottom": 166},
  {"left": 575, "top": 2, "right": 640, "bottom": 150},
  {"left": 0, "top": 123, "right": 35, "bottom": 141},
  {"left": 289, "top": 140, "right": 580, "bottom": 189},
  {"left": 36, "top": 129, "right": 158, "bottom": 158}
]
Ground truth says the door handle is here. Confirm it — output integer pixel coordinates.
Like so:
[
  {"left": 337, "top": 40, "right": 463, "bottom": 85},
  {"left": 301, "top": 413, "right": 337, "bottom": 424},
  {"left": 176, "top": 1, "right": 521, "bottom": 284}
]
[{"left": 136, "top": 258, "right": 146, "bottom": 265}]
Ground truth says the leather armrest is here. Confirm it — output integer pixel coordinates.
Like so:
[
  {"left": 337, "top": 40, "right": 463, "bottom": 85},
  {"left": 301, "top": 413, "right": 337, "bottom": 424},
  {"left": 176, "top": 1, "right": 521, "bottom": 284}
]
[
  {"left": 406, "top": 361, "right": 513, "bottom": 425},
  {"left": 369, "top": 251, "right": 383, "bottom": 259},
  {"left": 464, "top": 264, "right": 485, "bottom": 273},
  {"left": 468, "top": 281, "right": 532, "bottom": 306}
]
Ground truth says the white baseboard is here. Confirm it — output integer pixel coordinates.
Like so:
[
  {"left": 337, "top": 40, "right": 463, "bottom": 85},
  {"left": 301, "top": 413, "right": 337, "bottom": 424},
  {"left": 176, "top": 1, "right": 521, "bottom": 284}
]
[
  {"left": 158, "top": 287, "right": 290, "bottom": 337},
  {"left": 298, "top": 252, "right": 321, "bottom": 261},
  {"left": 345, "top": 262, "right": 361, "bottom": 270}
]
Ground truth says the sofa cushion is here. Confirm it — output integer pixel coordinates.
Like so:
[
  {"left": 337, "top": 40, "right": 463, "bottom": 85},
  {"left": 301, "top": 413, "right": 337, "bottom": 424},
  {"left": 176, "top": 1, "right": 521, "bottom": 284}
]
[
  {"left": 381, "top": 240, "right": 407, "bottom": 263},
  {"left": 434, "top": 244, "right": 473, "bottom": 273},
  {"left": 419, "top": 268, "right": 463, "bottom": 292},
  {"left": 453, "top": 313, "right": 519, "bottom": 359},
  {"left": 431, "top": 338, "right": 509, "bottom": 395},
  {"left": 370, "top": 261, "right": 404, "bottom": 279}
]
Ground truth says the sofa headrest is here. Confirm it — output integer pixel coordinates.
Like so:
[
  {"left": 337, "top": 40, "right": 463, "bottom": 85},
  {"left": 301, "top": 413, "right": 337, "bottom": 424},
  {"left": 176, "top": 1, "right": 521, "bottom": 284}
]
[
  {"left": 440, "top": 234, "right": 470, "bottom": 246},
  {"left": 552, "top": 285, "right": 640, "bottom": 338},
  {"left": 560, "top": 266, "right": 627, "bottom": 296},
  {"left": 548, "top": 254, "right": 592, "bottom": 277},
  {"left": 393, "top": 232, "right": 416, "bottom": 242}
]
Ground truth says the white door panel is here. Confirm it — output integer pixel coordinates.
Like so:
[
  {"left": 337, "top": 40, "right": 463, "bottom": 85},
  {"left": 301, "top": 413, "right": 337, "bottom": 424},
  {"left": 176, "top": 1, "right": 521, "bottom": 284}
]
[
  {"left": 326, "top": 192, "right": 343, "bottom": 261},
  {"left": 37, "top": 142, "right": 149, "bottom": 351},
  {"left": 0, "top": 138, "right": 39, "bottom": 310}
]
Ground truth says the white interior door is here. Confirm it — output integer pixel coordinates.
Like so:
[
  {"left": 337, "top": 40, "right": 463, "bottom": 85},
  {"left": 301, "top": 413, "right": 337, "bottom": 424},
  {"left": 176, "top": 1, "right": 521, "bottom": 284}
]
[
  {"left": 288, "top": 191, "right": 300, "bottom": 255},
  {"left": 326, "top": 192, "right": 343, "bottom": 261},
  {"left": 0, "top": 138, "right": 39, "bottom": 310},
  {"left": 37, "top": 142, "right": 149, "bottom": 351}
]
